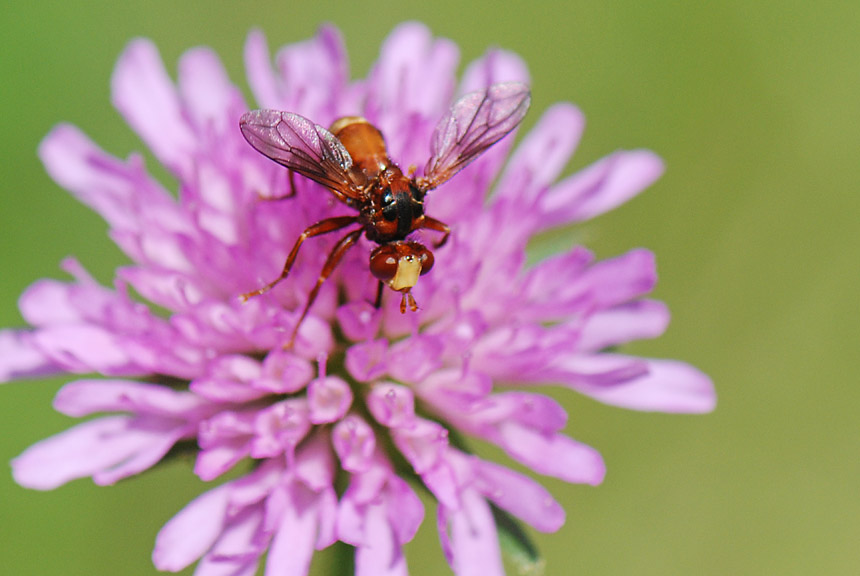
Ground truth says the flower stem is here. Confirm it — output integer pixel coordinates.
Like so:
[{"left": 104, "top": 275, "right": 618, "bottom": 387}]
[{"left": 329, "top": 541, "right": 355, "bottom": 576}]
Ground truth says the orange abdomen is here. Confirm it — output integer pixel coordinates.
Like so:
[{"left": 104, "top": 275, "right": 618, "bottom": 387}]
[{"left": 329, "top": 117, "right": 390, "bottom": 178}]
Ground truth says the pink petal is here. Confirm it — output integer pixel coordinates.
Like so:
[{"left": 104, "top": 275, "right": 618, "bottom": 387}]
[
  {"left": 118, "top": 266, "right": 207, "bottom": 310},
  {"left": 515, "top": 247, "right": 595, "bottom": 321},
  {"left": 547, "top": 353, "right": 651, "bottom": 388},
  {"left": 191, "top": 376, "right": 270, "bottom": 404},
  {"left": 341, "top": 459, "right": 389, "bottom": 507},
  {"left": 434, "top": 48, "right": 530, "bottom": 212},
  {"left": 522, "top": 246, "right": 593, "bottom": 295},
  {"left": 337, "top": 497, "right": 364, "bottom": 545},
  {"left": 470, "top": 392, "right": 567, "bottom": 434},
  {"left": 495, "top": 103, "right": 585, "bottom": 205},
  {"left": 336, "top": 301, "right": 382, "bottom": 342},
  {"left": 93, "top": 426, "right": 185, "bottom": 486},
  {"left": 12, "top": 416, "right": 176, "bottom": 489},
  {"left": 367, "top": 22, "right": 459, "bottom": 166},
  {"left": 369, "top": 22, "right": 459, "bottom": 121},
  {"left": 422, "top": 461, "right": 460, "bottom": 511},
  {"left": 577, "top": 300, "right": 670, "bottom": 351},
  {"left": 539, "top": 150, "right": 664, "bottom": 228},
  {"left": 191, "top": 355, "right": 269, "bottom": 404},
  {"left": 474, "top": 459, "right": 565, "bottom": 532},
  {"left": 38, "top": 124, "right": 176, "bottom": 235},
  {"left": 198, "top": 410, "right": 256, "bottom": 449},
  {"left": 178, "top": 47, "right": 241, "bottom": 135},
  {"left": 31, "top": 324, "right": 143, "bottom": 375},
  {"left": 385, "top": 475, "right": 424, "bottom": 545},
  {"left": 196, "top": 555, "right": 259, "bottom": 576},
  {"left": 196, "top": 411, "right": 255, "bottom": 480},
  {"left": 392, "top": 419, "right": 448, "bottom": 474},
  {"left": 468, "top": 323, "right": 578, "bottom": 381},
  {"left": 355, "top": 503, "right": 409, "bottom": 576},
  {"left": 314, "top": 488, "right": 339, "bottom": 549},
  {"left": 0, "top": 330, "right": 61, "bottom": 383},
  {"left": 434, "top": 311, "right": 490, "bottom": 360},
  {"left": 227, "top": 460, "right": 283, "bottom": 512},
  {"left": 202, "top": 507, "right": 265, "bottom": 561},
  {"left": 332, "top": 416, "right": 376, "bottom": 473},
  {"left": 54, "top": 379, "right": 207, "bottom": 417},
  {"left": 254, "top": 350, "right": 314, "bottom": 395},
  {"left": 459, "top": 48, "right": 530, "bottom": 93},
  {"left": 386, "top": 335, "right": 443, "bottom": 384},
  {"left": 345, "top": 339, "right": 389, "bottom": 382},
  {"left": 307, "top": 376, "right": 353, "bottom": 424},
  {"left": 367, "top": 383, "right": 416, "bottom": 429},
  {"left": 194, "top": 507, "right": 263, "bottom": 576},
  {"left": 111, "top": 38, "right": 196, "bottom": 177},
  {"left": 499, "top": 425, "right": 606, "bottom": 485},
  {"left": 250, "top": 400, "right": 311, "bottom": 459},
  {"left": 294, "top": 432, "right": 336, "bottom": 491},
  {"left": 274, "top": 24, "right": 348, "bottom": 119},
  {"left": 436, "top": 507, "right": 455, "bottom": 566},
  {"left": 418, "top": 369, "right": 493, "bottom": 405},
  {"left": 447, "top": 489, "right": 504, "bottom": 576},
  {"left": 265, "top": 492, "right": 318, "bottom": 576},
  {"left": 195, "top": 442, "right": 250, "bottom": 482},
  {"left": 111, "top": 228, "right": 195, "bottom": 274},
  {"left": 580, "top": 248, "right": 658, "bottom": 309},
  {"left": 38, "top": 126, "right": 195, "bottom": 273},
  {"left": 243, "top": 30, "right": 280, "bottom": 108},
  {"left": 18, "top": 279, "right": 93, "bottom": 326},
  {"left": 152, "top": 482, "right": 231, "bottom": 571},
  {"left": 576, "top": 358, "right": 716, "bottom": 413}
]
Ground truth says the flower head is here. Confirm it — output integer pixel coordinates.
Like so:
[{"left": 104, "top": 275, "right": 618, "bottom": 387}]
[{"left": 2, "top": 23, "right": 715, "bottom": 575}]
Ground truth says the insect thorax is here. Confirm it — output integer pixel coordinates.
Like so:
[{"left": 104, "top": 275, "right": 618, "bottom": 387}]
[{"left": 361, "top": 174, "right": 425, "bottom": 243}]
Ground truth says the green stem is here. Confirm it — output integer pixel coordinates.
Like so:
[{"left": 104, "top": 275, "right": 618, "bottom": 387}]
[{"left": 329, "top": 541, "right": 355, "bottom": 576}]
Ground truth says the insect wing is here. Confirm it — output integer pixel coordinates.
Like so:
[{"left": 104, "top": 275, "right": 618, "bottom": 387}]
[
  {"left": 422, "top": 82, "right": 531, "bottom": 190},
  {"left": 240, "top": 110, "right": 362, "bottom": 199}
]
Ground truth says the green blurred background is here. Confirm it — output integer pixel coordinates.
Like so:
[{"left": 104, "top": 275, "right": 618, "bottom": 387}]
[{"left": 2, "top": 1, "right": 858, "bottom": 574}]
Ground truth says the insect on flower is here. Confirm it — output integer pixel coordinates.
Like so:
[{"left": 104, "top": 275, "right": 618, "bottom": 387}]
[{"left": 238, "top": 82, "right": 531, "bottom": 340}]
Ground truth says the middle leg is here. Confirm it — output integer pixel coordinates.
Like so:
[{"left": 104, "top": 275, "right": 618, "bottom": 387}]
[
  {"left": 240, "top": 215, "right": 358, "bottom": 301},
  {"left": 421, "top": 216, "right": 451, "bottom": 248}
]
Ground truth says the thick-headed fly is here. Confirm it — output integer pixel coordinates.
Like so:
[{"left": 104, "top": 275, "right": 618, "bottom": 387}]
[{"left": 239, "top": 82, "right": 530, "bottom": 342}]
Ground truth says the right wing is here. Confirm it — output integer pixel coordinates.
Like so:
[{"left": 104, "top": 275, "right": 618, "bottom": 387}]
[{"left": 420, "top": 82, "right": 531, "bottom": 191}]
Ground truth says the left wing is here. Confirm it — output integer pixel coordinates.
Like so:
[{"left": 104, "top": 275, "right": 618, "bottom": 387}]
[{"left": 240, "top": 109, "right": 364, "bottom": 200}]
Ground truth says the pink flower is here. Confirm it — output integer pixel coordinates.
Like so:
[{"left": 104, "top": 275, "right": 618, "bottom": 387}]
[{"left": 1, "top": 22, "right": 715, "bottom": 576}]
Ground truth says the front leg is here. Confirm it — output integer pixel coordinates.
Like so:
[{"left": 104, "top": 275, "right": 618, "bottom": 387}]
[{"left": 421, "top": 216, "right": 451, "bottom": 248}]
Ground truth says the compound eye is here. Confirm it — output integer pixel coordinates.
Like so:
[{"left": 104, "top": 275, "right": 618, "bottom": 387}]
[
  {"left": 410, "top": 243, "right": 434, "bottom": 275},
  {"left": 381, "top": 191, "right": 397, "bottom": 221},
  {"left": 369, "top": 245, "right": 399, "bottom": 282}
]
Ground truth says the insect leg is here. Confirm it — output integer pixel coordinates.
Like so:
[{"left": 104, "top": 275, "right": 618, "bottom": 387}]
[
  {"left": 240, "top": 215, "right": 358, "bottom": 301},
  {"left": 287, "top": 228, "right": 364, "bottom": 348},
  {"left": 257, "top": 169, "right": 298, "bottom": 201},
  {"left": 421, "top": 216, "right": 451, "bottom": 248},
  {"left": 374, "top": 280, "right": 385, "bottom": 309},
  {"left": 287, "top": 169, "right": 297, "bottom": 198}
]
